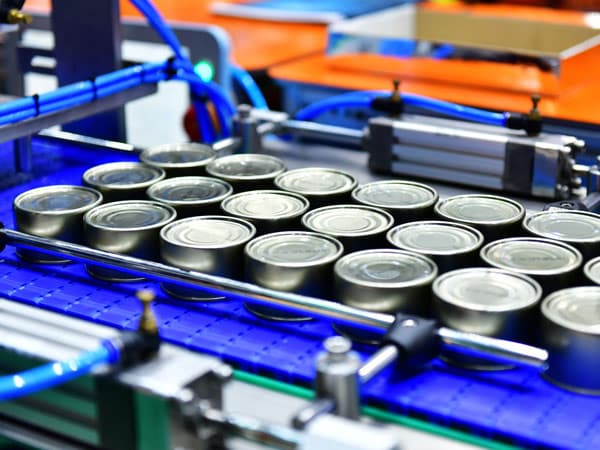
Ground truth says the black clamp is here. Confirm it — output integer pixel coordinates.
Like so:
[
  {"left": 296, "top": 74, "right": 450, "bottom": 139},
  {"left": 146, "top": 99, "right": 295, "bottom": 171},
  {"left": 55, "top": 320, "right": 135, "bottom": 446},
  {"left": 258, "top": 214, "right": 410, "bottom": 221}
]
[
  {"left": 370, "top": 80, "right": 404, "bottom": 117},
  {"left": 506, "top": 95, "right": 542, "bottom": 136},
  {"left": 382, "top": 314, "right": 440, "bottom": 368},
  {"left": 165, "top": 56, "right": 178, "bottom": 80},
  {"left": 545, "top": 192, "right": 600, "bottom": 214}
]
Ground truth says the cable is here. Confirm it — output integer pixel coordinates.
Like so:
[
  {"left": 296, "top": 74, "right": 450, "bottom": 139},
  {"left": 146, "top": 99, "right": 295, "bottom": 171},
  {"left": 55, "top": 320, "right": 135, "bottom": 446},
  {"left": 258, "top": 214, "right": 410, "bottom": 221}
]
[
  {"left": 231, "top": 64, "right": 268, "bottom": 110},
  {"left": 294, "top": 90, "right": 509, "bottom": 127},
  {"left": 0, "top": 342, "right": 118, "bottom": 402}
]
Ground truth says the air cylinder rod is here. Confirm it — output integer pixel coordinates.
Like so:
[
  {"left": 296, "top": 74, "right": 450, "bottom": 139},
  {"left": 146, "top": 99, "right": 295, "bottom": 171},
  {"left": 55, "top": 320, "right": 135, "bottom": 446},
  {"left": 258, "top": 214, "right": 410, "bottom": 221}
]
[{"left": 0, "top": 227, "right": 548, "bottom": 370}]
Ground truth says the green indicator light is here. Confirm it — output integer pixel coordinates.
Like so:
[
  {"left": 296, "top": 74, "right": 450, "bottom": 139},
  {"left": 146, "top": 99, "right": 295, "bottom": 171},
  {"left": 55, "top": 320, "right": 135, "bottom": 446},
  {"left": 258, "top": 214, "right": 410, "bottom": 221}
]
[{"left": 194, "top": 59, "right": 215, "bottom": 82}]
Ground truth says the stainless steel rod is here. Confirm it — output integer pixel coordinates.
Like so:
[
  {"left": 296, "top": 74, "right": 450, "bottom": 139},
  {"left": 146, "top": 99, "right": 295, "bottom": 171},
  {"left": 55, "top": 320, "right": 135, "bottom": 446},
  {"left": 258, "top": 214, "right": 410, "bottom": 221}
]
[
  {"left": 282, "top": 120, "right": 363, "bottom": 146},
  {"left": 1, "top": 229, "right": 394, "bottom": 331},
  {"left": 0, "top": 228, "right": 550, "bottom": 370},
  {"left": 359, "top": 345, "right": 399, "bottom": 384}
]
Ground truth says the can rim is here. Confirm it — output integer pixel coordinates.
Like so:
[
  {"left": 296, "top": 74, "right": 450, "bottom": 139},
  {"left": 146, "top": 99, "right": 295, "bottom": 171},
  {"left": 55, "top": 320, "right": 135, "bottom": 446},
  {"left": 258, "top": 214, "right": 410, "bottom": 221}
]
[
  {"left": 14, "top": 185, "right": 103, "bottom": 215},
  {"left": 386, "top": 220, "right": 483, "bottom": 255},
  {"left": 139, "top": 143, "right": 216, "bottom": 169},
  {"left": 146, "top": 176, "right": 233, "bottom": 206},
  {"left": 434, "top": 194, "right": 525, "bottom": 225},
  {"left": 542, "top": 286, "right": 600, "bottom": 334},
  {"left": 245, "top": 231, "right": 344, "bottom": 268},
  {"left": 83, "top": 162, "right": 165, "bottom": 190},
  {"left": 433, "top": 267, "right": 542, "bottom": 312},
  {"left": 206, "top": 154, "right": 286, "bottom": 181},
  {"left": 302, "top": 204, "right": 394, "bottom": 237},
  {"left": 84, "top": 200, "right": 176, "bottom": 231},
  {"left": 480, "top": 237, "right": 583, "bottom": 275},
  {"left": 221, "top": 190, "right": 309, "bottom": 220},
  {"left": 160, "top": 215, "right": 256, "bottom": 249},
  {"left": 352, "top": 180, "right": 438, "bottom": 210},
  {"left": 523, "top": 210, "right": 600, "bottom": 243},
  {"left": 584, "top": 256, "right": 600, "bottom": 284},
  {"left": 334, "top": 249, "right": 438, "bottom": 288},
  {"left": 274, "top": 167, "right": 358, "bottom": 196}
]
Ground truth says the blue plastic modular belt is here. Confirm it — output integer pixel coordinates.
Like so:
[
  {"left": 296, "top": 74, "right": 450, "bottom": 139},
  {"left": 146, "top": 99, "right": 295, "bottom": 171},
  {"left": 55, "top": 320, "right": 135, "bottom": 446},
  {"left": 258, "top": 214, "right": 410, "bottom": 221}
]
[{"left": 1, "top": 138, "right": 600, "bottom": 449}]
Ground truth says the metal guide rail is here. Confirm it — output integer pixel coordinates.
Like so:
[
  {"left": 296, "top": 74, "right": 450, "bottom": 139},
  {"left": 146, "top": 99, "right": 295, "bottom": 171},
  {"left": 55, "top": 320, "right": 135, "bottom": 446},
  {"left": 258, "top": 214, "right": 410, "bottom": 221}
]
[{"left": 0, "top": 135, "right": 600, "bottom": 449}]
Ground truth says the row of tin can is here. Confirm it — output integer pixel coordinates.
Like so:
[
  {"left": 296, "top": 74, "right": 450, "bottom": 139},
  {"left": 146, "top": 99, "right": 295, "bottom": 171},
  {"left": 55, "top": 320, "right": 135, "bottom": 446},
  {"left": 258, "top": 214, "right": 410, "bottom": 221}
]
[{"left": 11, "top": 147, "right": 600, "bottom": 393}]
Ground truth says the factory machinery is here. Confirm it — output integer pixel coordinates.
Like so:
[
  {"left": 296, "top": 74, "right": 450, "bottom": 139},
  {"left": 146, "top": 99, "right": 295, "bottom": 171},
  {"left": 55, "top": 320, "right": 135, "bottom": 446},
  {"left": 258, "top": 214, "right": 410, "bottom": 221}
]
[{"left": 1, "top": 1, "right": 600, "bottom": 449}]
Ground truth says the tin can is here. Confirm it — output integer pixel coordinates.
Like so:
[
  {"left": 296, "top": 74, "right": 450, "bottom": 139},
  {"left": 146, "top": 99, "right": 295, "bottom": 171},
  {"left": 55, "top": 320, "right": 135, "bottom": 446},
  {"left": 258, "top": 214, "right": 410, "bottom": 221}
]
[
  {"left": 160, "top": 216, "right": 255, "bottom": 300},
  {"left": 83, "top": 161, "right": 165, "bottom": 203},
  {"left": 275, "top": 167, "right": 358, "bottom": 208},
  {"left": 302, "top": 205, "right": 394, "bottom": 253},
  {"left": 84, "top": 200, "right": 176, "bottom": 281},
  {"left": 352, "top": 180, "right": 438, "bottom": 223},
  {"left": 481, "top": 238, "right": 582, "bottom": 296},
  {"left": 542, "top": 286, "right": 600, "bottom": 394},
  {"left": 523, "top": 210, "right": 600, "bottom": 261},
  {"left": 387, "top": 221, "right": 483, "bottom": 273},
  {"left": 139, "top": 142, "right": 216, "bottom": 177},
  {"left": 147, "top": 176, "right": 233, "bottom": 218},
  {"left": 13, "top": 185, "right": 103, "bottom": 263},
  {"left": 206, "top": 153, "right": 286, "bottom": 191},
  {"left": 434, "top": 194, "right": 525, "bottom": 242},
  {"left": 334, "top": 249, "right": 437, "bottom": 315},
  {"left": 244, "top": 231, "right": 343, "bottom": 320},
  {"left": 433, "top": 268, "right": 542, "bottom": 369},
  {"left": 221, "top": 190, "right": 309, "bottom": 235},
  {"left": 584, "top": 256, "right": 600, "bottom": 285}
]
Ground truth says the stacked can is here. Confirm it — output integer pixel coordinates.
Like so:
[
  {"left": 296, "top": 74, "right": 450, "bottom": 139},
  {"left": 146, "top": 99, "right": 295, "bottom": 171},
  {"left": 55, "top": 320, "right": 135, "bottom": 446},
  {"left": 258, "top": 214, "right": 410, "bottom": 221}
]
[
  {"left": 352, "top": 180, "right": 438, "bottom": 223},
  {"left": 160, "top": 216, "right": 255, "bottom": 300},
  {"left": 433, "top": 268, "right": 542, "bottom": 369},
  {"left": 207, "top": 153, "right": 286, "bottom": 191},
  {"left": 523, "top": 210, "right": 600, "bottom": 261},
  {"left": 387, "top": 221, "right": 483, "bottom": 273},
  {"left": 139, "top": 143, "right": 216, "bottom": 177},
  {"left": 84, "top": 200, "right": 176, "bottom": 281},
  {"left": 302, "top": 205, "right": 394, "bottom": 253},
  {"left": 147, "top": 176, "right": 233, "bottom": 218},
  {"left": 333, "top": 249, "right": 437, "bottom": 342},
  {"left": 244, "top": 231, "right": 343, "bottom": 320},
  {"left": 541, "top": 286, "right": 600, "bottom": 394},
  {"left": 584, "top": 257, "right": 600, "bottom": 285},
  {"left": 275, "top": 167, "right": 357, "bottom": 208},
  {"left": 435, "top": 194, "right": 525, "bottom": 242},
  {"left": 83, "top": 161, "right": 165, "bottom": 202},
  {"left": 221, "top": 190, "right": 309, "bottom": 235},
  {"left": 13, "top": 185, "right": 103, "bottom": 263}
]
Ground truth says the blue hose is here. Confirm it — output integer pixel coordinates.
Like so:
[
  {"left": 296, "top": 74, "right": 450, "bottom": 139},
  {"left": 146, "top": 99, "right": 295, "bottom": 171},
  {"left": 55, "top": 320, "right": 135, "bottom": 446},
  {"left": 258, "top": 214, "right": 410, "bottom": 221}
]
[
  {"left": 231, "top": 65, "right": 268, "bottom": 110},
  {"left": 294, "top": 90, "right": 508, "bottom": 127},
  {"left": 0, "top": 341, "right": 119, "bottom": 402}
]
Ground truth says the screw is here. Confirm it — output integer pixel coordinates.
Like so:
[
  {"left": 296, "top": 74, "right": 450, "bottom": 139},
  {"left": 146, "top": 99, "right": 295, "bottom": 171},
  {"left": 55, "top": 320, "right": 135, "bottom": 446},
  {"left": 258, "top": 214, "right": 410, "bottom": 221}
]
[{"left": 324, "top": 336, "right": 352, "bottom": 355}]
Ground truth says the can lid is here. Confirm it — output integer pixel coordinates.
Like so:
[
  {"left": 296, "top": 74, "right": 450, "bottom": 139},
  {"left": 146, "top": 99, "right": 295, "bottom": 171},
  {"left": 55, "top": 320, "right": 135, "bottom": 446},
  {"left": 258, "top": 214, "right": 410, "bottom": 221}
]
[
  {"left": 542, "top": 287, "right": 600, "bottom": 334},
  {"left": 14, "top": 185, "right": 102, "bottom": 214},
  {"left": 335, "top": 249, "right": 437, "bottom": 288},
  {"left": 85, "top": 200, "right": 176, "bottom": 230},
  {"left": 275, "top": 167, "right": 357, "bottom": 196},
  {"left": 352, "top": 180, "right": 438, "bottom": 209},
  {"left": 246, "top": 231, "right": 343, "bottom": 267},
  {"left": 481, "top": 237, "right": 582, "bottom": 275},
  {"left": 524, "top": 210, "right": 600, "bottom": 243},
  {"left": 435, "top": 194, "right": 524, "bottom": 225},
  {"left": 584, "top": 257, "right": 600, "bottom": 284},
  {"left": 139, "top": 143, "right": 215, "bottom": 168},
  {"left": 161, "top": 216, "right": 255, "bottom": 248},
  {"left": 387, "top": 221, "right": 483, "bottom": 255},
  {"left": 83, "top": 162, "right": 165, "bottom": 189},
  {"left": 222, "top": 190, "right": 308, "bottom": 220},
  {"left": 303, "top": 205, "right": 393, "bottom": 237},
  {"left": 433, "top": 268, "right": 541, "bottom": 312},
  {"left": 206, "top": 154, "right": 286, "bottom": 181},
  {"left": 147, "top": 176, "right": 232, "bottom": 205}
]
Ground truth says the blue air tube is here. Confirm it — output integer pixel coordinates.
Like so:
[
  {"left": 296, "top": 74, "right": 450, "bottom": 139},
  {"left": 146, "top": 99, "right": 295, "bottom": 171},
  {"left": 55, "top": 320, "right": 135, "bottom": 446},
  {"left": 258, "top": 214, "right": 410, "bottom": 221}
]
[
  {"left": 294, "top": 90, "right": 508, "bottom": 127},
  {"left": 0, "top": 341, "right": 119, "bottom": 402},
  {"left": 231, "top": 65, "right": 268, "bottom": 110}
]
